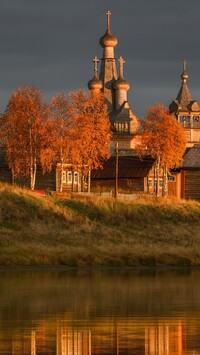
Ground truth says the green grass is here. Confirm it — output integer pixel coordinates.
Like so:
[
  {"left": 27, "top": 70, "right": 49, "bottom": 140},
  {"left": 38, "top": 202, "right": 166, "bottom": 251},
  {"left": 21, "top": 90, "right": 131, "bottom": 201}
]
[{"left": 0, "top": 183, "right": 200, "bottom": 267}]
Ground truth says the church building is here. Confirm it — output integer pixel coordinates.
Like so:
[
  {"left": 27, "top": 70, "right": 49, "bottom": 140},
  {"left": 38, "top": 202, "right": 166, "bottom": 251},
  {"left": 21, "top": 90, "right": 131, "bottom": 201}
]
[
  {"left": 169, "top": 60, "right": 200, "bottom": 147},
  {"left": 88, "top": 10, "right": 140, "bottom": 154},
  {"left": 89, "top": 10, "right": 200, "bottom": 200}
]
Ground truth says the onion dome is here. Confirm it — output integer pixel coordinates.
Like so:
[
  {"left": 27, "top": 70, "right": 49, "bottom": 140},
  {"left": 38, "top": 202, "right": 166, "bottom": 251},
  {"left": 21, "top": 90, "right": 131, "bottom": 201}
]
[
  {"left": 181, "top": 71, "right": 189, "bottom": 82},
  {"left": 88, "top": 75, "right": 103, "bottom": 90},
  {"left": 99, "top": 9, "right": 118, "bottom": 48},
  {"left": 88, "top": 56, "right": 103, "bottom": 91},
  {"left": 113, "top": 76, "right": 130, "bottom": 91},
  {"left": 99, "top": 29, "right": 118, "bottom": 48}
]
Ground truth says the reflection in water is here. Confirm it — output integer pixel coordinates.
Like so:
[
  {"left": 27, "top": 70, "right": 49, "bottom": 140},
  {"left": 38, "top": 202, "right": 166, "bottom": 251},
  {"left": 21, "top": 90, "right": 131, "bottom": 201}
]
[{"left": 0, "top": 269, "right": 200, "bottom": 354}]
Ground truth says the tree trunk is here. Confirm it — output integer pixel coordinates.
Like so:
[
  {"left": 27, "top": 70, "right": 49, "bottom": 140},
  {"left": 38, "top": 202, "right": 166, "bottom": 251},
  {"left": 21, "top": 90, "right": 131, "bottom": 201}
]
[
  {"left": 162, "top": 165, "right": 168, "bottom": 197},
  {"left": 88, "top": 170, "right": 91, "bottom": 193},
  {"left": 81, "top": 171, "right": 84, "bottom": 192},
  {"left": 11, "top": 170, "right": 15, "bottom": 185},
  {"left": 155, "top": 157, "right": 160, "bottom": 197},
  {"left": 32, "top": 158, "right": 37, "bottom": 191},
  {"left": 60, "top": 161, "right": 63, "bottom": 193},
  {"left": 59, "top": 143, "right": 64, "bottom": 193},
  {"left": 71, "top": 170, "right": 74, "bottom": 192}
]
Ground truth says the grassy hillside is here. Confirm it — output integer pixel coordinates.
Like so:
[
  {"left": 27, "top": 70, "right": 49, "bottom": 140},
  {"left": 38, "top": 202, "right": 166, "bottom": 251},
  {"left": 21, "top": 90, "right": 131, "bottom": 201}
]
[{"left": 0, "top": 183, "right": 200, "bottom": 267}]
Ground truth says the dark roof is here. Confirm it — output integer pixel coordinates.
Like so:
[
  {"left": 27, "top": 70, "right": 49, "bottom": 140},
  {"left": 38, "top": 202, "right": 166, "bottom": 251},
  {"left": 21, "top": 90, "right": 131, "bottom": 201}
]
[
  {"left": 92, "top": 156, "right": 155, "bottom": 179},
  {"left": 176, "top": 81, "right": 193, "bottom": 109},
  {"left": 182, "top": 144, "right": 200, "bottom": 169},
  {"left": 169, "top": 64, "right": 200, "bottom": 113}
]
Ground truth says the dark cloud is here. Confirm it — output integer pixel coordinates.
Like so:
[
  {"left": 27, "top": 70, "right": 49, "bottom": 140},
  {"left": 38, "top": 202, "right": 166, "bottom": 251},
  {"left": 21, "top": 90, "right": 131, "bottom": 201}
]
[{"left": 1, "top": 0, "right": 200, "bottom": 116}]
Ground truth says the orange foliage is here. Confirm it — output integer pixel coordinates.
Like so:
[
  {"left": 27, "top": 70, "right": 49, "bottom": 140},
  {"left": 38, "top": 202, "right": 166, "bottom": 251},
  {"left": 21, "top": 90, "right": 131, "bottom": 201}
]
[
  {"left": 1, "top": 87, "right": 111, "bottom": 191},
  {"left": 138, "top": 104, "right": 186, "bottom": 169},
  {"left": 66, "top": 90, "right": 111, "bottom": 172},
  {"left": 1, "top": 86, "right": 50, "bottom": 190},
  {"left": 48, "top": 90, "right": 111, "bottom": 191}
]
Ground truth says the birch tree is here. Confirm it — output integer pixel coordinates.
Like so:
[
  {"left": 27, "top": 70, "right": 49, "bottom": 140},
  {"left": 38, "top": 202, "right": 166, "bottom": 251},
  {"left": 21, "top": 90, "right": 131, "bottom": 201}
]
[
  {"left": 67, "top": 90, "right": 111, "bottom": 191},
  {"left": 137, "top": 104, "right": 186, "bottom": 196},
  {"left": 2, "top": 86, "right": 50, "bottom": 190},
  {"left": 47, "top": 92, "right": 74, "bottom": 192}
]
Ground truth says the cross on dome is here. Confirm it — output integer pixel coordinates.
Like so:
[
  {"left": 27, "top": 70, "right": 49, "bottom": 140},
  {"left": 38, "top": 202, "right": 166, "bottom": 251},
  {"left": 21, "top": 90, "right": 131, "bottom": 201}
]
[
  {"left": 106, "top": 9, "right": 111, "bottom": 30},
  {"left": 93, "top": 56, "right": 99, "bottom": 75},
  {"left": 183, "top": 59, "right": 187, "bottom": 72},
  {"left": 118, "top": 56, "right": 125, "bottom": 77},
  {"left": 181, "top": 59, "right": 189, "bottom": 83}
]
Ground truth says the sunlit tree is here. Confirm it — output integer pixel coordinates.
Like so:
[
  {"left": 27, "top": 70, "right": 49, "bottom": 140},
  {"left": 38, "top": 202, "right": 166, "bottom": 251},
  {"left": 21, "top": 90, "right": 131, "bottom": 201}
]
[
  {"left": 137, "top": 104, "right": 186, "bottom": 196},
  {"left": 43, "top": 92, "right": 75, "bottom": 192},
  {"left": 1, "top": 86, "right": 50, "bottom": 190},
  {"left": 67, "top": 90, "right": 111, "bottom": 191}
]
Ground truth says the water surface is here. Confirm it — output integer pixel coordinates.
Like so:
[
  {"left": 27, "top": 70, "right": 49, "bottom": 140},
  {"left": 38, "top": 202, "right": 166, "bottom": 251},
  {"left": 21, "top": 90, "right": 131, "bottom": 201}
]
[{"left": 0, "top": 268, "right": 200, "bottom": 354}]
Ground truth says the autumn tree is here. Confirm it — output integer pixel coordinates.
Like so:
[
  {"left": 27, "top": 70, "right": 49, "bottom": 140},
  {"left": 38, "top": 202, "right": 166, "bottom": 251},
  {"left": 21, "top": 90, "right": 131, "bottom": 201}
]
[
  {"left": 67, "top": 90, "right": 111, "bottom": 192},
  {"left": 47, "top": 89, "right": 111, "bottom": 192},
  {"left": 44, "top": 92, "right": 75, "bottom": 192},
  {"left": 137, "top": 104, "right": 186, "bottom": 196},
  {"left": 1, "top": 86, "right": 50, "bottom": 190}
]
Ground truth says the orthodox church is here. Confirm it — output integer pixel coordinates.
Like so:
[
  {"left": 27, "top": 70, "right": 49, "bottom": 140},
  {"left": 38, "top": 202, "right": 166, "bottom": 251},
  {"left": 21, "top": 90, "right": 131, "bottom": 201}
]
[
  {"left": 90, "top": 10, "right": 200, "bottom": 200},
  {"left": 88, "top": 10, "right": 140, "bottom": 154}
]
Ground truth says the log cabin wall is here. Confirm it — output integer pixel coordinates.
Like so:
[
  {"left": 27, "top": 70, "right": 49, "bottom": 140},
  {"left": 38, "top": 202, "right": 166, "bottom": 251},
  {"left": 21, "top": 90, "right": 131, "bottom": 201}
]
[
  {"left": 184, "top": 170, "right": 200, "bottom": 200},
  {"left": 34, "top": 168, "right": 56, "bottom": 191},
  {"left": 91, "top": 178, "right": 145, "bottom": 193}
]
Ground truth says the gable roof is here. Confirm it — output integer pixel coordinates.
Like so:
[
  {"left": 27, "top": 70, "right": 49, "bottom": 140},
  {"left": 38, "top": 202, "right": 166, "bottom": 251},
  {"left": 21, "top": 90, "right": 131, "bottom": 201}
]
[
  {"left": 92, "top": 156, "right": 155, "bottom": 179},
  {"left": 182, "top": 144, "right": 200, "bottom": 169}
]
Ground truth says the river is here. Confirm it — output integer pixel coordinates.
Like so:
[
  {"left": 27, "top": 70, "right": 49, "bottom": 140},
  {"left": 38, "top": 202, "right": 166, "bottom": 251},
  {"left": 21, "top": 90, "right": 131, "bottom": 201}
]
[{"left": 0, "top": 268, "right": 200, "bottom": 354}]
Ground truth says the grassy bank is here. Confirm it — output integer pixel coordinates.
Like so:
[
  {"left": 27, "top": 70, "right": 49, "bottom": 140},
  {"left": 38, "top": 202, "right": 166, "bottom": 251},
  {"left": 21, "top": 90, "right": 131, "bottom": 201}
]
[{"left": 0, "top": 183, "right": 200, "bottom": 267}]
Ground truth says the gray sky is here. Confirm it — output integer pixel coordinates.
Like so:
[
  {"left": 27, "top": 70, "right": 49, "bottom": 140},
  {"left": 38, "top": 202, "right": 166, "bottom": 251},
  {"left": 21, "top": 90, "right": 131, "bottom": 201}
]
[{"left": 1, "top": 0, "right": 200, "bottom": 118}]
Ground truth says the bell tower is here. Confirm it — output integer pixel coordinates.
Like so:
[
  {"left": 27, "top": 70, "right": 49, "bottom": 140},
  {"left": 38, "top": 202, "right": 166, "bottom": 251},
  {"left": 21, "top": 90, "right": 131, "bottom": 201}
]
[{"left": 169, "top": 60, "right": 200, "bottom": 146}]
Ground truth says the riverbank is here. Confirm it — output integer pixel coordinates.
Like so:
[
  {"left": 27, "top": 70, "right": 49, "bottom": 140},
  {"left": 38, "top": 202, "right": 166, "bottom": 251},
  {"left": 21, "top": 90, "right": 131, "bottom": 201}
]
[{"left": 0, "top": 183, "right": 200, "bottom": 267}]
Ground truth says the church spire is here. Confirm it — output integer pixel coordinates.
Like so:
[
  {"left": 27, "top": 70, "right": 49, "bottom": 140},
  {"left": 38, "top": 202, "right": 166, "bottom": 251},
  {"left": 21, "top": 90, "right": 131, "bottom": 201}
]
[
  {"left": 99, "top": 10, "right": 118, "bottom": 112},
  {"left": 169, "top": 60, "right": 200, "bottom": 116},
  {"left": 176, "top": 59, "right": 192, "bottom": 108}
]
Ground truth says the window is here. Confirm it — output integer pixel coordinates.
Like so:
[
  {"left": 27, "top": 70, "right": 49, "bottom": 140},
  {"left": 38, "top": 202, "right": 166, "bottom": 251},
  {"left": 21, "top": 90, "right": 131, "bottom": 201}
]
[
  {"left": 148, "top": 179, "right": 153, "bottom": 187},
  {"left": 179, "top": 116, "right": 191, "bottom": 127},
  {"left": 114, "top": 122, "right": 129, "bottom": 133},
  {"left": 62, "top": 171, "right": 66, "bottom": 183},
  {"left": 74, "top": 172, "right": 78, "bottom": 184},
  {"left": 67, "top": 171, "right": 72, "bottom": 184},
  {"left": 193, "top": 116, "right": 200, "bottom": 127}
]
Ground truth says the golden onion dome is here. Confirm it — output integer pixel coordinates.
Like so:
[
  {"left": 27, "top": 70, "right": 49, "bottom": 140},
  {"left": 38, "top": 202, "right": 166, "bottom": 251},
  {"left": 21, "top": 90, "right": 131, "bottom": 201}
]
[
  {"left": 181, "top": 71, "right": 189, "bottom": 81},
  {"left": 113, "top": 76, "right": 130, "bottom": 91},
  {"left": 99, "top": 29, "right": 118, "bottom": 48},
  {"left": 88, "top": 75, "right": 103, "bottom": 90}
]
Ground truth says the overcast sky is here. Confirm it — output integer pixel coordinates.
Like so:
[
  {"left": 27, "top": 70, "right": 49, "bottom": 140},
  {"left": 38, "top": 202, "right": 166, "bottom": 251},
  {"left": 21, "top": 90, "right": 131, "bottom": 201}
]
[{"left": 1, "top": 0, "right": 200, "bottom": 117}]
